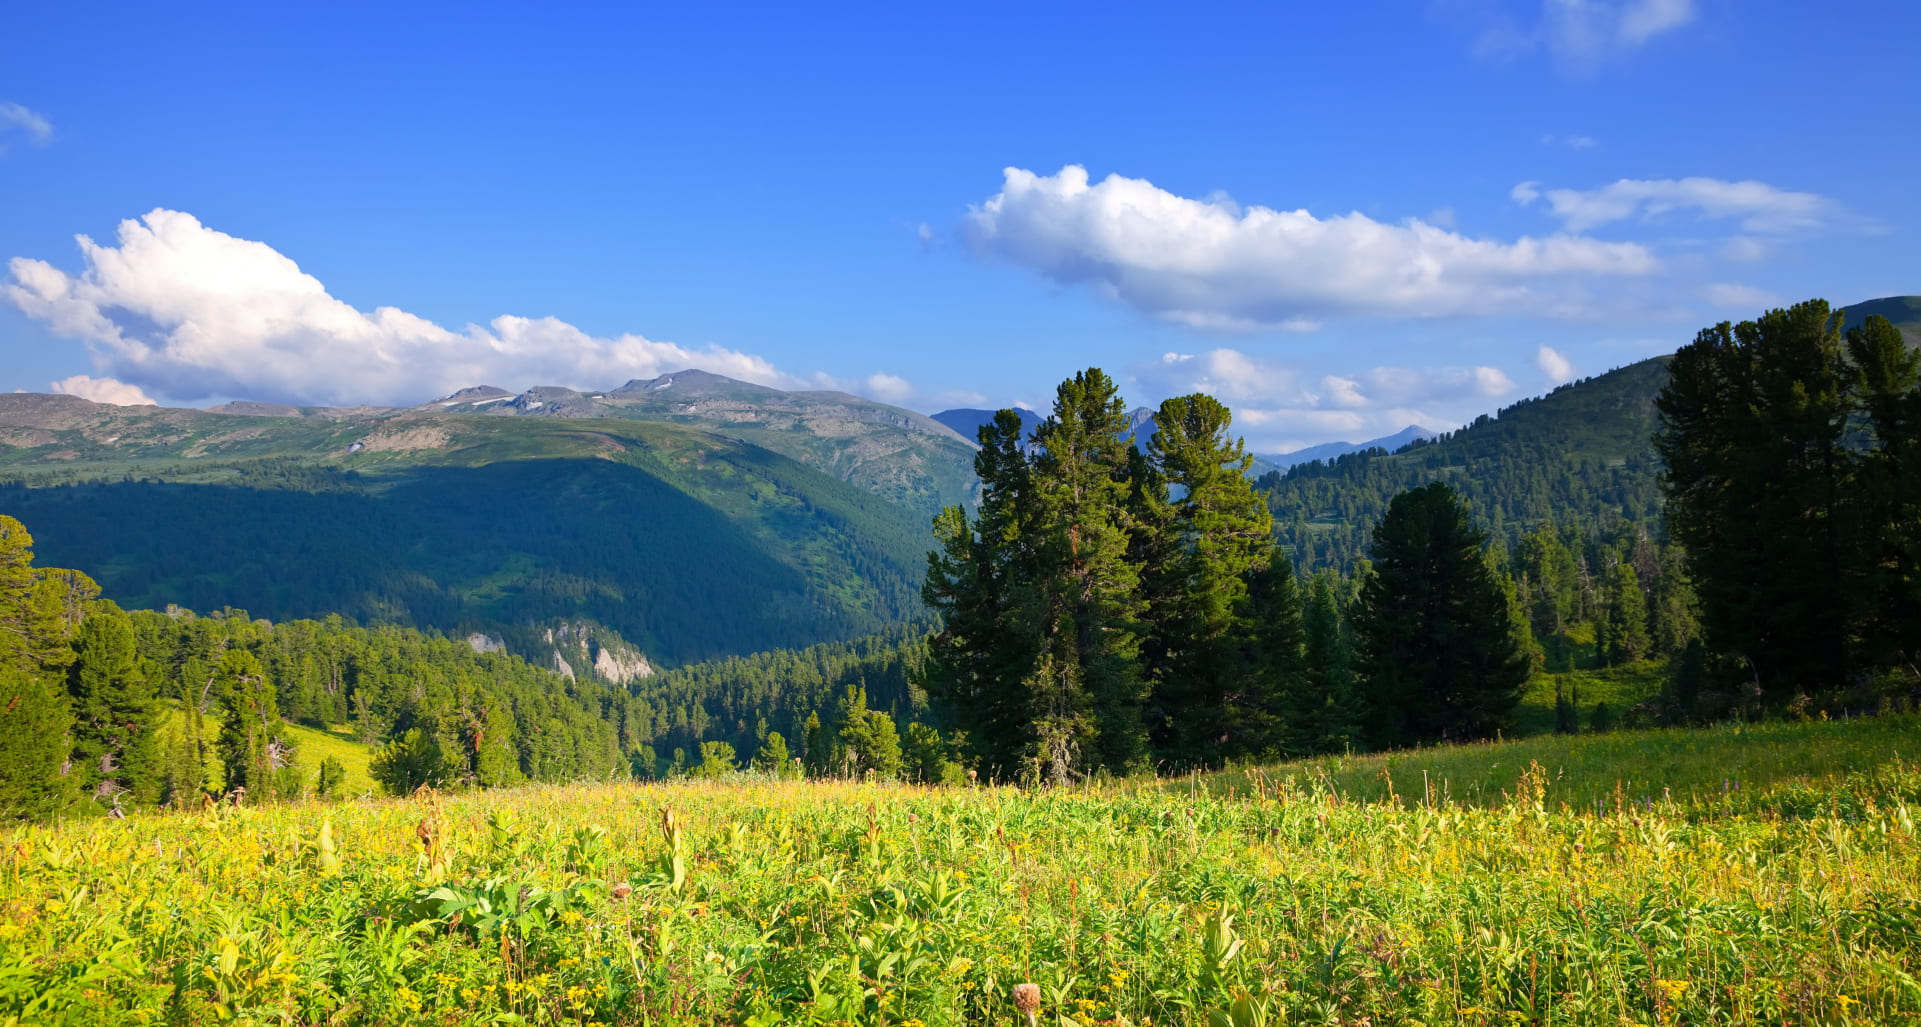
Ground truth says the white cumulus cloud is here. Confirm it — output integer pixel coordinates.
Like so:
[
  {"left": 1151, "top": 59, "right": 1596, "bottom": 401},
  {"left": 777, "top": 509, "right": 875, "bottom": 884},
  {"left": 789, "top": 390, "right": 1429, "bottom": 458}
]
[
  {"left": 861, "top": 373, "right": 916, "bottom": 405},
  {"left": 50, "top": 374, "right": 156, "bottom": 406},
  {"left": 1514, "top": 177, "right": 1833, "bottom": 233},
  {"left": 0, "top": 102, "right": 52, "bottom": 145},
  {"left": 964, "top": 165, "right": 1655, "bottom": 330},
  {"left": 4, "top": 209, "right": 810, "bottom": 407},
  {"left": 1536, "top": 345, "right": 1578, "bottom": 385},
  {"left": 1130, "top": 347, "right": 1519, "bottom": 452}
]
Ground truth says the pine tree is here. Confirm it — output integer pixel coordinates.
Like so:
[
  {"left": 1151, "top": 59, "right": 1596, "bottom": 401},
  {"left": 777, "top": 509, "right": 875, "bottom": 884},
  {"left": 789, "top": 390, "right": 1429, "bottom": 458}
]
[
  {"left": 1239, "top": 549, "right": 1308, "bottom": 758},
  {"left": 922, "top": 410, "right": 1041, "bottom": 780},
  {"left": 0, "top": 664, "right": 75, "bottom": 818},
  {"left": 0, "top": 516, "right": 93, "bottom": 672},
  {"left": 1352, "top": 484, "right": 1530, "bottom": 748},
  {"left": 752, "top": 731, "right": 791, "bottom": 774},
  {"left": 1300, "top": 571, "right": 1357, "bottom": 753},
  {"left": 1602, "top": 563, "right": 1650, "bottom": 665},
  {"left": 215, "top": 648, "right": 287, "bottom": 801},
  {"left": 1028, "top": 369, "right": 1145, "bottom": 778},
  {"left": 1142, "top": 393, "right": 1278, "bottom": 766},
  {"left": 67, "top": 601, "right": 162, "bottom": 812}
]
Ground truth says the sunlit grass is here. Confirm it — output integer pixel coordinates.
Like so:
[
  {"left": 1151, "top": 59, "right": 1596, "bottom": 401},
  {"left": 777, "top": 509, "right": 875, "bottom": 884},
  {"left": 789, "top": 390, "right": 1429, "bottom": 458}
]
[
  {"left": 1199, "top": 711, "right": 1920, "bottom": 813},
  {"left": 167, "top": 708, "right": 377, "bottom": 796},
  {"left": 7, "top": 715, "right": 1920, "bottom": 1026}
]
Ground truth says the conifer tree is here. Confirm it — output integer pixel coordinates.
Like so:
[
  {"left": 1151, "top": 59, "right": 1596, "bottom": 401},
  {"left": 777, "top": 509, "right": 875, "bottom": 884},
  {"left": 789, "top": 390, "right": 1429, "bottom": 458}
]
[
  {"left": 1239, "top": 549, "right": 1308, "bottom": 758},
  {"left": 1846, "top": 313, "right": 1921, "bottom": 668},
  {"left": 1028, "top": 369, "right": 1145, "bottom": 777},
  {"left": 67, "top": 601, "right": 162, "bottom": 811},
  {"left": 1602, "top": 563, "right": 1650, "bottom": 665},
  {"left": 1656, "top": 301, "right": 1860, "bottom": 696},
  {"left": 1142, "top": 393, "right": 1278, "bottom": 766},
  {"left": 922, "top": 410, "right": 1040, "bottom": 780},
  {"left": 1352, "top": 484, "right": 1529, "bottom": 748},
  {"left": 752, "top": 731, "right": 791, "bottom": 774},
  {"left": 215, "top": 648, "right": 288, "bottom": 801},
  {"left": 1300, "top": 570, "right": 1360, "bottom": 753},
  {"left": 0, "top": 664, "right": 74, "bottom": 818}
]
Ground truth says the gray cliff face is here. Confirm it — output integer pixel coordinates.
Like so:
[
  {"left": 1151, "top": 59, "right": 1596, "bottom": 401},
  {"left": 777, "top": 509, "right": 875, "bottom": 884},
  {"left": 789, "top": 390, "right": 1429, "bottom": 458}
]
[{"left": 543, "top": 620, "right": 653, "bottom": 685}]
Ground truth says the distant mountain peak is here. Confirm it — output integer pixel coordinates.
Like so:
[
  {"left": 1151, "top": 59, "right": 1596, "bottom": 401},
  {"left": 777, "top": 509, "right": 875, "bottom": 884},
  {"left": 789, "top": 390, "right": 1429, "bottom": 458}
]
[
  {"left": 429, "top": 385, "right": 512, "bottom": 406},
  {"left": 1257, "top": 424, "right": 1438, "bottom": 472}
]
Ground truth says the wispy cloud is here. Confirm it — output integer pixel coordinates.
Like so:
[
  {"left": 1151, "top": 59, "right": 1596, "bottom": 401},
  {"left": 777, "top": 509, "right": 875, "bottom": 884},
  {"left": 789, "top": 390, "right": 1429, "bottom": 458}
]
[
  {"left": 964, "top": 165, "right": 1656, "bottom": 330},
  {"left": 5, "top": 209, "right": 810, "bottom": 407},
  {"left": 0, "top": 102, "right": 53, "bottom": 147},
  {"left": 1704, "top": 282, "right": 1783, "bottom": 312},
  {"left": 1540, "top": 133, "right": 1598, "bottom": 150},
  {"left": 1513, "top": 177, "right": 1834, "bottom": 234},
  {"left": 1477, "top": 0, "right": 1696, "bottom": 71}
]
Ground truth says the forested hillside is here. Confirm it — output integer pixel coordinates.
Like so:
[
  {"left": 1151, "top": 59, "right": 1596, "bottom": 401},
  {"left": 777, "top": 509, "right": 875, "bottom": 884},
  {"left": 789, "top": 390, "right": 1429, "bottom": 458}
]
[
  {"left": 0, "top": 416, "right": 929, "bottom": 669},
  {"left": 1261, "top": 356, "right": 1670, "bottom": 573}
]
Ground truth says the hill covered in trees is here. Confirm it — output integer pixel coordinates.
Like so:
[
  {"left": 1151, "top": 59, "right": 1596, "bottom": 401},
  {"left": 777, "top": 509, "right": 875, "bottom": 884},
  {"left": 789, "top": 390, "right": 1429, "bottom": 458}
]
[
  {"left": 1261, "top": 295, "right": 1920, "bottom": 575},
  {"left": 1261, "top": 355, "right": 1672, "bottom": 573},
  {"left": 0, "top": 415, "right": 930, "bottom": 670}
]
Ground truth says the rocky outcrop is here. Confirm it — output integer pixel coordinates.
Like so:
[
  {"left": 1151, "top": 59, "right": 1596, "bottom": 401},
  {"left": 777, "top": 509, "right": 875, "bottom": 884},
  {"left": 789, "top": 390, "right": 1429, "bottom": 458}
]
[
  {"left": 593, "top": 644, "right": 653, "bottom": 684},
  {"left": 466, "top": 632, "right": 505, "bottom": 654},
  {"left": 543, "top": 619, "right": 653, "bottom": 685}
]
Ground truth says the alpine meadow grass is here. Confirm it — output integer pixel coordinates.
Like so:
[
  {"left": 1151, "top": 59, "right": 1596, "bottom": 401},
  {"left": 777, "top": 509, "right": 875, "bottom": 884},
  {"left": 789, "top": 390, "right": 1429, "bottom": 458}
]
[{"left": 4, "top": 720, "right": 1918, "bottom": 1026}]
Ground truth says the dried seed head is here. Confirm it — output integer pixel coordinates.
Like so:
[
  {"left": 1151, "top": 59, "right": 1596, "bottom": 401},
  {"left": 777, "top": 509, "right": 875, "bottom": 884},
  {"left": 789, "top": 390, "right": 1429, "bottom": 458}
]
[
  {"left": 611, "top": 882, "right": 633, "bottom": 901},
  {"left": 1012, "top": 982, "right": 1041, "bottom": 1014}
]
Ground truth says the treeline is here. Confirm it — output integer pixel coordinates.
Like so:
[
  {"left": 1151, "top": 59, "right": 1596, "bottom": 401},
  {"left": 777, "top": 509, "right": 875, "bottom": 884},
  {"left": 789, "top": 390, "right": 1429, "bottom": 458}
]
[{"left": 1261, "top": 357, "right": 1669, "bottom": 574}]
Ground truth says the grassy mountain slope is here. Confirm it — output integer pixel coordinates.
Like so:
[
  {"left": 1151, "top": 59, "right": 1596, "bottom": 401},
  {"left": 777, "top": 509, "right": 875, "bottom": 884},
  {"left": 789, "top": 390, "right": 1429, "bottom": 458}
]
[
  {"left": 1260, "top": 355, "right": 1671, "bottom": 572},
  {"left": 432, "top": 370, "right": 981, "bottom": 517},
  {"left": 0, "top": 409, "right": 929, "bottom": 669}
]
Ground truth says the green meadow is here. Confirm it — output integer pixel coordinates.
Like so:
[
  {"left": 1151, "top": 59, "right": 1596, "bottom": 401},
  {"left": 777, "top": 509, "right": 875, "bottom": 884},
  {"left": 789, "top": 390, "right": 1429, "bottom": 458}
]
[{"left": 5, "top": 714, "right": 1918, "bottom": 1026}]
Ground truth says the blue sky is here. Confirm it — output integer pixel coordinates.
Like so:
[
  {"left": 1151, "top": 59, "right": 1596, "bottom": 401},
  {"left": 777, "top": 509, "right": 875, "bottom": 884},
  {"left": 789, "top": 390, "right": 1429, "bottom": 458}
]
[{"left": 2, "top": 0, "right": 1915, "bottom": 452}]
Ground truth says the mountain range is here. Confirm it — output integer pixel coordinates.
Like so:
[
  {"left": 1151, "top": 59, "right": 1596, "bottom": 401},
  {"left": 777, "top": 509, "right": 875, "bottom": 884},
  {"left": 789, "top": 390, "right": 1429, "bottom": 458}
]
[
  {"left": 1254, "top": 425, "right": 1437, "bottom": 472},
  {"left": 4, "top": 295, "right": 1910, "bottom": 676}
]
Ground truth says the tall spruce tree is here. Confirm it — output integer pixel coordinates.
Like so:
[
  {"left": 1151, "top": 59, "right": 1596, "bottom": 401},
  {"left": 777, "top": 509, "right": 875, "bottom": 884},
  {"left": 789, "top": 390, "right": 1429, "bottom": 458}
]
[
  {"left": 67, "top": 601, "right": 162, "bottom": 812},
  {"left": 1142, "top": 393, "right": 1279, "bottom": 766},
  {"left": 1601, "top": 563, "right": 1650, "bottom": 666},
  {"left": 1353, "top": 483, "right": 1529, "bottom": 748}
]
